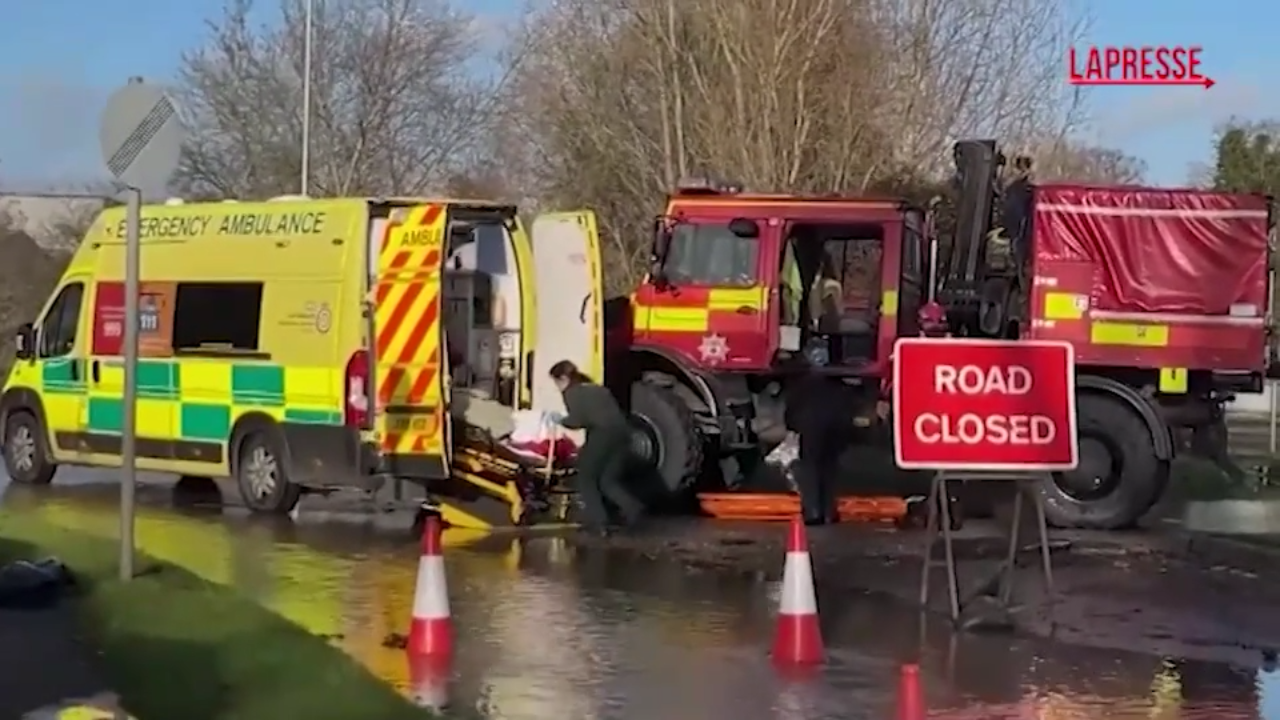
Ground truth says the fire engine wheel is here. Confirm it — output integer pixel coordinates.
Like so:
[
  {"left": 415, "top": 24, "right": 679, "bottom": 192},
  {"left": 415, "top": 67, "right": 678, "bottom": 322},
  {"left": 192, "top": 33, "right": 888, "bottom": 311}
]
[
  {"left": 1038, "top": 392, "right": 1167, "bottom": 530},
  {"left": 629, "top": 381, "right": 703, "bottom": 495}
]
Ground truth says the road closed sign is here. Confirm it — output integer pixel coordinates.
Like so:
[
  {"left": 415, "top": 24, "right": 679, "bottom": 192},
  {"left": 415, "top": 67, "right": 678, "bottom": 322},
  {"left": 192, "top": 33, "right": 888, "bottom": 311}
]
[{"left": 892, "top": 338, "right": 1078, "bottom": 471}]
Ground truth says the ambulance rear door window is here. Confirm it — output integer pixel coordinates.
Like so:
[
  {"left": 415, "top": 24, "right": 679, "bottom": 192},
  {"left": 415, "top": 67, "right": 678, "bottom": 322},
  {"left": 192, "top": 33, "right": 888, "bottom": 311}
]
[{"left": 173, "top": 282, "right": 264, "bottom": 354}]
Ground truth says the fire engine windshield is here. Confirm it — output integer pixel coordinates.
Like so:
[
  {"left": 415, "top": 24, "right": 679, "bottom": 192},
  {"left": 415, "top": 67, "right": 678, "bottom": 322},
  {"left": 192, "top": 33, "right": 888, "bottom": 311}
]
[{"left": 664, "top": 223, "right": 758, "bottom": 287}]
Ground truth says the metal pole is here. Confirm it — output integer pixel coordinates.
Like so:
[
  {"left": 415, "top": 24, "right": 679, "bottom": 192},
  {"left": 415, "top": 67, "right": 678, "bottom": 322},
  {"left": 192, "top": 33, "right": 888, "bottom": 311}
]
[
  {"left": 119, "top": 188, "right": 142, "bottom": 581},
  {"left": 926, "top": 235, "right": 940, "bottom": 303},
  {"left": 1270, "top": 380, "right": 1277, "bottom": 455},
  {"left": 300, "top": 0, "right": 313, "bottom": 196}
]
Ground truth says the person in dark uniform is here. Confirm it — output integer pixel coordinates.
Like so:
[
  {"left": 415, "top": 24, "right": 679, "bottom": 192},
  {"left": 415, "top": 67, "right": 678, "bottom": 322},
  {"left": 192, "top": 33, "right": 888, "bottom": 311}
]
[
  {"left": 784, "top": 372, "right": 858, "bottom": 526},
  {"left": 551, "top": 360, "right": 645, "bottom": 535}
]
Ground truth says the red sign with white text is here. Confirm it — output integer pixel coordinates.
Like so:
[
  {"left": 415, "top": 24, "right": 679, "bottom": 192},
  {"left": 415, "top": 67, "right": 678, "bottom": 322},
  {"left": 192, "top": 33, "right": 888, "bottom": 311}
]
[
  {"left": 892, "top": 338, "right": 1078, "bottom": 472},
  {"left": 1067, "top": 45, "right": 1214, "bottom": 89},
  {"left": 91, "top": 281, "right": 177, "bottom": 358}
]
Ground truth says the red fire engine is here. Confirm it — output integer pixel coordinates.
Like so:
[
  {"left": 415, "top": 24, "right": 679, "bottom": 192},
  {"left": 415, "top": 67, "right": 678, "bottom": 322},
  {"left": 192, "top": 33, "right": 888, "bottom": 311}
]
[{"left": 613, "top": 139, "right": 1273, "bottom": 529}]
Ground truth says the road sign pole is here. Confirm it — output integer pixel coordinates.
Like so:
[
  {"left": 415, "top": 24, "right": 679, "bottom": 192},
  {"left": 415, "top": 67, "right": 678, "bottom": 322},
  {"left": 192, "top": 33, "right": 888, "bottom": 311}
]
[
  {"left": 119, "top": 188, "right": 142, "bottom": 581},
  {"left": 99, "top": 77, "right": 185, "bottom": 582}
]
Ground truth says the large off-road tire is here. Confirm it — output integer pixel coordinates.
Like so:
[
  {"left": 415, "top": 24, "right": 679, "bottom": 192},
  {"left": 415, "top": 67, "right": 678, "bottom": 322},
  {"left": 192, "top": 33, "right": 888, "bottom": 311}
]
[
  {"left": 233, "top": 428, "right": 302, "bottom": 514},
  {"left": 1038, "top": 392, "right": 1168, "bottom": 530},
  {"left": 629, "top": 381, "right": 703, "bottom": 496},
  {"left": 2, "top": 410, "right": 56, "bottom": 485}
]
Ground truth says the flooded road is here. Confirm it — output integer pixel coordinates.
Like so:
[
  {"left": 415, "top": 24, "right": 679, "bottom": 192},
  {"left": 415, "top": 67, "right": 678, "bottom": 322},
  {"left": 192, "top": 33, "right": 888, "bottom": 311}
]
[{"left": 2, "top": 470, "right": 1279, "bottom": 718}]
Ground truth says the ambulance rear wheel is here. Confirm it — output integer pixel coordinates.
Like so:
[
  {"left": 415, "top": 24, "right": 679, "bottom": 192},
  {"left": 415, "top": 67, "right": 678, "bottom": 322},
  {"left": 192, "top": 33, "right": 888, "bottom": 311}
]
[
  {"left": 2, "top": 410, "right": 56, "bottom": 485},
  {"left": 234, "top": 431, "right": 302, "bottom": 514},
  {"left": 1038, "top": 392, "right": 1165, "bottom": 530}
]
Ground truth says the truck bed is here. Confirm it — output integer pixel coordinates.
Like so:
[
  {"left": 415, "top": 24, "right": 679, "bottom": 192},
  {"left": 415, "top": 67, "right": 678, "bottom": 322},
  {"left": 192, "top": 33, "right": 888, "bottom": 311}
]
[{"left": 1030, "top": 184, "right": 1271, "bottom": 373}]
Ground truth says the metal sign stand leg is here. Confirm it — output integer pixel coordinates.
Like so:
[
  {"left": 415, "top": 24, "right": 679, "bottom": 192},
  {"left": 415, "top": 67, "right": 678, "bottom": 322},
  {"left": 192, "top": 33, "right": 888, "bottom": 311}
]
[
  {"left": 919, "top": 471, "right": 1057, "bottom": 625},
  {"left": 918, "top": 472, "right": 961, "bottom": 619}
]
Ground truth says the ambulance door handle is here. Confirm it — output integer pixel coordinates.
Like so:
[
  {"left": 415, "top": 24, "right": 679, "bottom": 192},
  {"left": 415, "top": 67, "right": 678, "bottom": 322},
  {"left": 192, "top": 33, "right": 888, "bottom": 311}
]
[
  {"left": 90, "top": 360, "right": 100, "bottom": 384},
  {"left": 579, "top": 295, "right": 590, "bottom": 323},
  {"left": 735, "top": 306, "right": 758, "bottom": 316}
]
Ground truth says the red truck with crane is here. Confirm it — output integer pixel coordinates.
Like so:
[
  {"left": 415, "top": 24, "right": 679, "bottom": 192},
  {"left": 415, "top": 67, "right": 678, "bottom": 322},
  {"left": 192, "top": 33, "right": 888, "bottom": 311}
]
[{"left": 615, "top": 139, "right": 1274, "bottom": 529}]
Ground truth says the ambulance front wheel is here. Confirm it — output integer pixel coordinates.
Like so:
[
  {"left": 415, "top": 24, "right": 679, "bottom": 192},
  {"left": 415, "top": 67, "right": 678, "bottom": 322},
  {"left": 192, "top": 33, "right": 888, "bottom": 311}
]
[
  {"left": 2, "top": 410, "right": 56, "bottom": 485},
  {"left": 233, "top": 430, "right": 302, "bottom": 514}
]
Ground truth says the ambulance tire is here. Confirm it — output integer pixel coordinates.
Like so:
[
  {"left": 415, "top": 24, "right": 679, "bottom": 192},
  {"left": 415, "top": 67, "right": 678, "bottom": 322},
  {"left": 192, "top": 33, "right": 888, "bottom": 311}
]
[
  {"left": 2, "top": 410, "right": 56, "bottom": 485},
  {"left": 629, "top": 381, "right": 703, "bottom": 497},
  {"left": 1038, "top": 392, "right": 1164, "bottom": 530},
  {"left": 233, "top": 429, "right": 303, "bottom": 514}
]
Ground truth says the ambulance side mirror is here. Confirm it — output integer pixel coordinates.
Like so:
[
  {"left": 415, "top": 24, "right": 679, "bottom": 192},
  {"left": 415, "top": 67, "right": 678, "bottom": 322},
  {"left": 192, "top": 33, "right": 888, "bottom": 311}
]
[{"left": 14, "top": 323, "right": 35, "bottom": 361}]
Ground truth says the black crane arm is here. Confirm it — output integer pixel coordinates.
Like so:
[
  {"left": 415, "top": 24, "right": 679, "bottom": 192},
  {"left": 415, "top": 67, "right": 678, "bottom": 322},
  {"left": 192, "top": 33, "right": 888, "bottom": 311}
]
[{"left": 941, "top": 139, "right": 1003, "bottom": 295}]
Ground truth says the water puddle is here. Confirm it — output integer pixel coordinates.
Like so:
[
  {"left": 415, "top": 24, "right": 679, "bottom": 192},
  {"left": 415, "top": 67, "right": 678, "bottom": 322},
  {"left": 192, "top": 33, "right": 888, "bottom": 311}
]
[{"left": 0, "top": 476, "right": 1274, "bottom": 718}]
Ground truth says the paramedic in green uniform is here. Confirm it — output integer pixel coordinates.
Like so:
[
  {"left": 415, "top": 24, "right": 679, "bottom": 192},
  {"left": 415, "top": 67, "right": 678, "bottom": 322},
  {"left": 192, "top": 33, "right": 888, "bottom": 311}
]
[{"left": 551, "top": 360, "right": 645, "bottom": 536}]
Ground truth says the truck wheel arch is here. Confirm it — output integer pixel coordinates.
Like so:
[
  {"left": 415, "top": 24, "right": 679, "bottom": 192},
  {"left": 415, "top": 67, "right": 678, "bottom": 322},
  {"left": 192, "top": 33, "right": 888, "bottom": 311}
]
[
  {"left": 0, "top": 388, "right": 54, "bottom": 464},
  {"left": 627, "top": 345, "right": 718, "bottom": 417},
  {"left": 1074, "top": 374, "right": 1175, "bottom": 460},
  {"left": 229, "top": 412, "right": 294, "bottom": 475}
]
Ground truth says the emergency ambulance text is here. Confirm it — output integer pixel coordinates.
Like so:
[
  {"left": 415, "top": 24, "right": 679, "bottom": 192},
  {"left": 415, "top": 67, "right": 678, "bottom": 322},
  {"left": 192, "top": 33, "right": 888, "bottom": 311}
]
[
  {"left": 912, "top": 364, "right": 1057, "bottom": 446},
  {"left": 116, "top": 211, "right": 327, "bottom": 239}
]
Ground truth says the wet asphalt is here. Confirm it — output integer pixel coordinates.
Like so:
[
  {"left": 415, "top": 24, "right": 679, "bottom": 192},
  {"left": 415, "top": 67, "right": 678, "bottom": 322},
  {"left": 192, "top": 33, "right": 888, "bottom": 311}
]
[{"left": 3, "top": 468, "right": 1280, "bottom": 719}]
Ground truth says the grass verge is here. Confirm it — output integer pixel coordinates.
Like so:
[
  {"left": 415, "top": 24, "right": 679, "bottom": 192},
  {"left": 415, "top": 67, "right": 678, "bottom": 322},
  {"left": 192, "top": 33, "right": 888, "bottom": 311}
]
[{"left": 0, "top": 509, "right": 432, "bottom": 720}]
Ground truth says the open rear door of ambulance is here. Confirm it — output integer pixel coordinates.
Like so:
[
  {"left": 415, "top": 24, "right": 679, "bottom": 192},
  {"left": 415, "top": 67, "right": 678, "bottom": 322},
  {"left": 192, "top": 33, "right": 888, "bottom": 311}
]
[
  {"left": 370, "top": 203, "right": 451, "bottom": 481},
  {"left": 530, "top": 212, "right": 605, "bottom": 441}
]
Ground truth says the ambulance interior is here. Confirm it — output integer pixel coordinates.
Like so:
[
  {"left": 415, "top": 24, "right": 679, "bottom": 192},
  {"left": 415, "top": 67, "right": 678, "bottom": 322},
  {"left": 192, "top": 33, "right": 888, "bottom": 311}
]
[
  {"left": 442, "top": 217, "right": 524, "bottom": 439},
  {"left": 781, "top": 223, "right": 883, "bottom": 364}
]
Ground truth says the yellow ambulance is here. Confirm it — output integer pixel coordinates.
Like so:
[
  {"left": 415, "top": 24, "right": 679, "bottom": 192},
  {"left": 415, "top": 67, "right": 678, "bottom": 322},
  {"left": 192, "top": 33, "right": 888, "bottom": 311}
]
[{"left": 0, "top": 196, "right": 607, "bottom": 520}]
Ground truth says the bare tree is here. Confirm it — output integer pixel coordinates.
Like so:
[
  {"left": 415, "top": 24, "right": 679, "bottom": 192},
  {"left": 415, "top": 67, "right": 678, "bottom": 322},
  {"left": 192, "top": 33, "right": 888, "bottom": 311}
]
[
  {"left": 1032, "top": 141, "right": 1147, "bottom": 184},
  {"left": 175, "top": 0, "right": 502, "bottom": 199},
  {"left": 874, "top": 0, "right": 1091, "bottom": 173},
  {"left": 503, "top": 0, "right": 1091, "bottom": 293},
  {"left": 0, "top": 209, "right": 70, "bottom": 380}
]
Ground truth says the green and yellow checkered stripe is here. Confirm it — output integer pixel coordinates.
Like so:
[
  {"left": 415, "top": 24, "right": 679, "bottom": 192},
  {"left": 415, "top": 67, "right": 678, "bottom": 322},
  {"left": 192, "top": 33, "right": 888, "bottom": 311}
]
[{"left": 41, "top": 358, "right": 342, "bottom": 445}]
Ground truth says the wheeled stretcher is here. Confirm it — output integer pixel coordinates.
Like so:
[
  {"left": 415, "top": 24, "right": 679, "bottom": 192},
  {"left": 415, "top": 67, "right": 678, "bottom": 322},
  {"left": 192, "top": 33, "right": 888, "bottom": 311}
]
[{"left": 444, "top": 393, "right": 582, "bottom": 527}]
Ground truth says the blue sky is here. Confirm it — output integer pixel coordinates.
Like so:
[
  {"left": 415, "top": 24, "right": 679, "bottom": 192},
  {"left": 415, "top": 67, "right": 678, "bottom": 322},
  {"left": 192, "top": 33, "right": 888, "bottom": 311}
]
[{"left": 0, "top": 0, "right": 1275, "bottom": 188}]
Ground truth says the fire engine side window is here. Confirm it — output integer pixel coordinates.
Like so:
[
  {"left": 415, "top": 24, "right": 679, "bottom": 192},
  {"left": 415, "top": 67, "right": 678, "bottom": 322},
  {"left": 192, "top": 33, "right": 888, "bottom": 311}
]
[{"left": 665, "top": 223, "right": 758, "bottom": 287}]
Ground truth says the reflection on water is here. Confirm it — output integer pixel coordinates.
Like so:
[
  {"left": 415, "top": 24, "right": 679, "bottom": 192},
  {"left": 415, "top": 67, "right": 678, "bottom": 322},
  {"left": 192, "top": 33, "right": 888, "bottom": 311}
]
[{"left": 1, "top": 479, "right": 1275, "bottom": 719}]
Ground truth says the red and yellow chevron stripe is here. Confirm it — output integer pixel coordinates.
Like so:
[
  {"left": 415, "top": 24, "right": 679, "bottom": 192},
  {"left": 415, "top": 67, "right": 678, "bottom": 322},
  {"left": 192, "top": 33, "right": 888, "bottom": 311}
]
[{"left": 375, "top": 204, "right": 447, "bottom": 456}]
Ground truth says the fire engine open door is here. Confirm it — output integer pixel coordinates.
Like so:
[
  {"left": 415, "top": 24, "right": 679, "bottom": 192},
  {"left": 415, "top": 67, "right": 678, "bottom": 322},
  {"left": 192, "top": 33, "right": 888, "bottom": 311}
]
[
  {"left": 371, "top": 204, "right": 451, "bottom": 480},
  {"left": 530, "top": 212, "right": 605, "bottom": 427}
]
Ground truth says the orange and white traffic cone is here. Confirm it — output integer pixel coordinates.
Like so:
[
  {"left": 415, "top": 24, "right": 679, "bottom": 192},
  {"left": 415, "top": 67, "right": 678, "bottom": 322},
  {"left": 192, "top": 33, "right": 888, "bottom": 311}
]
[
  {"left": 897, "top": 663, "right": 925, "bottom": 720},
  {"left": 771, "top": 515, "right": 824, "bottom": 666},
  {"left": 407, "top": 514, "right": 453, "bottom": 658},
  {"left": 407, "top": 654, "right": 451, "bottom": 711}
]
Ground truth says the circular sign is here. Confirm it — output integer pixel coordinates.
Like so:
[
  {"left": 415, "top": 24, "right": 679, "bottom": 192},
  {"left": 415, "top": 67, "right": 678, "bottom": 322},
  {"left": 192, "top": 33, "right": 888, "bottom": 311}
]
[
  {"left": 99, "top": 78, "right": 186, "bottom": 194},
  {"left": 315, "top": 303, "right": 332, "bottom": 334}
]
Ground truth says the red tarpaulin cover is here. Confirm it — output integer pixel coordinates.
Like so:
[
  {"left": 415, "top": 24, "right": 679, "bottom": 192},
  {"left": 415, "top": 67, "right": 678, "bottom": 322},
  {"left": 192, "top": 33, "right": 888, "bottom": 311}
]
[{"left": 1033, "top": 185, "right": 1270, "bottom": 315}]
